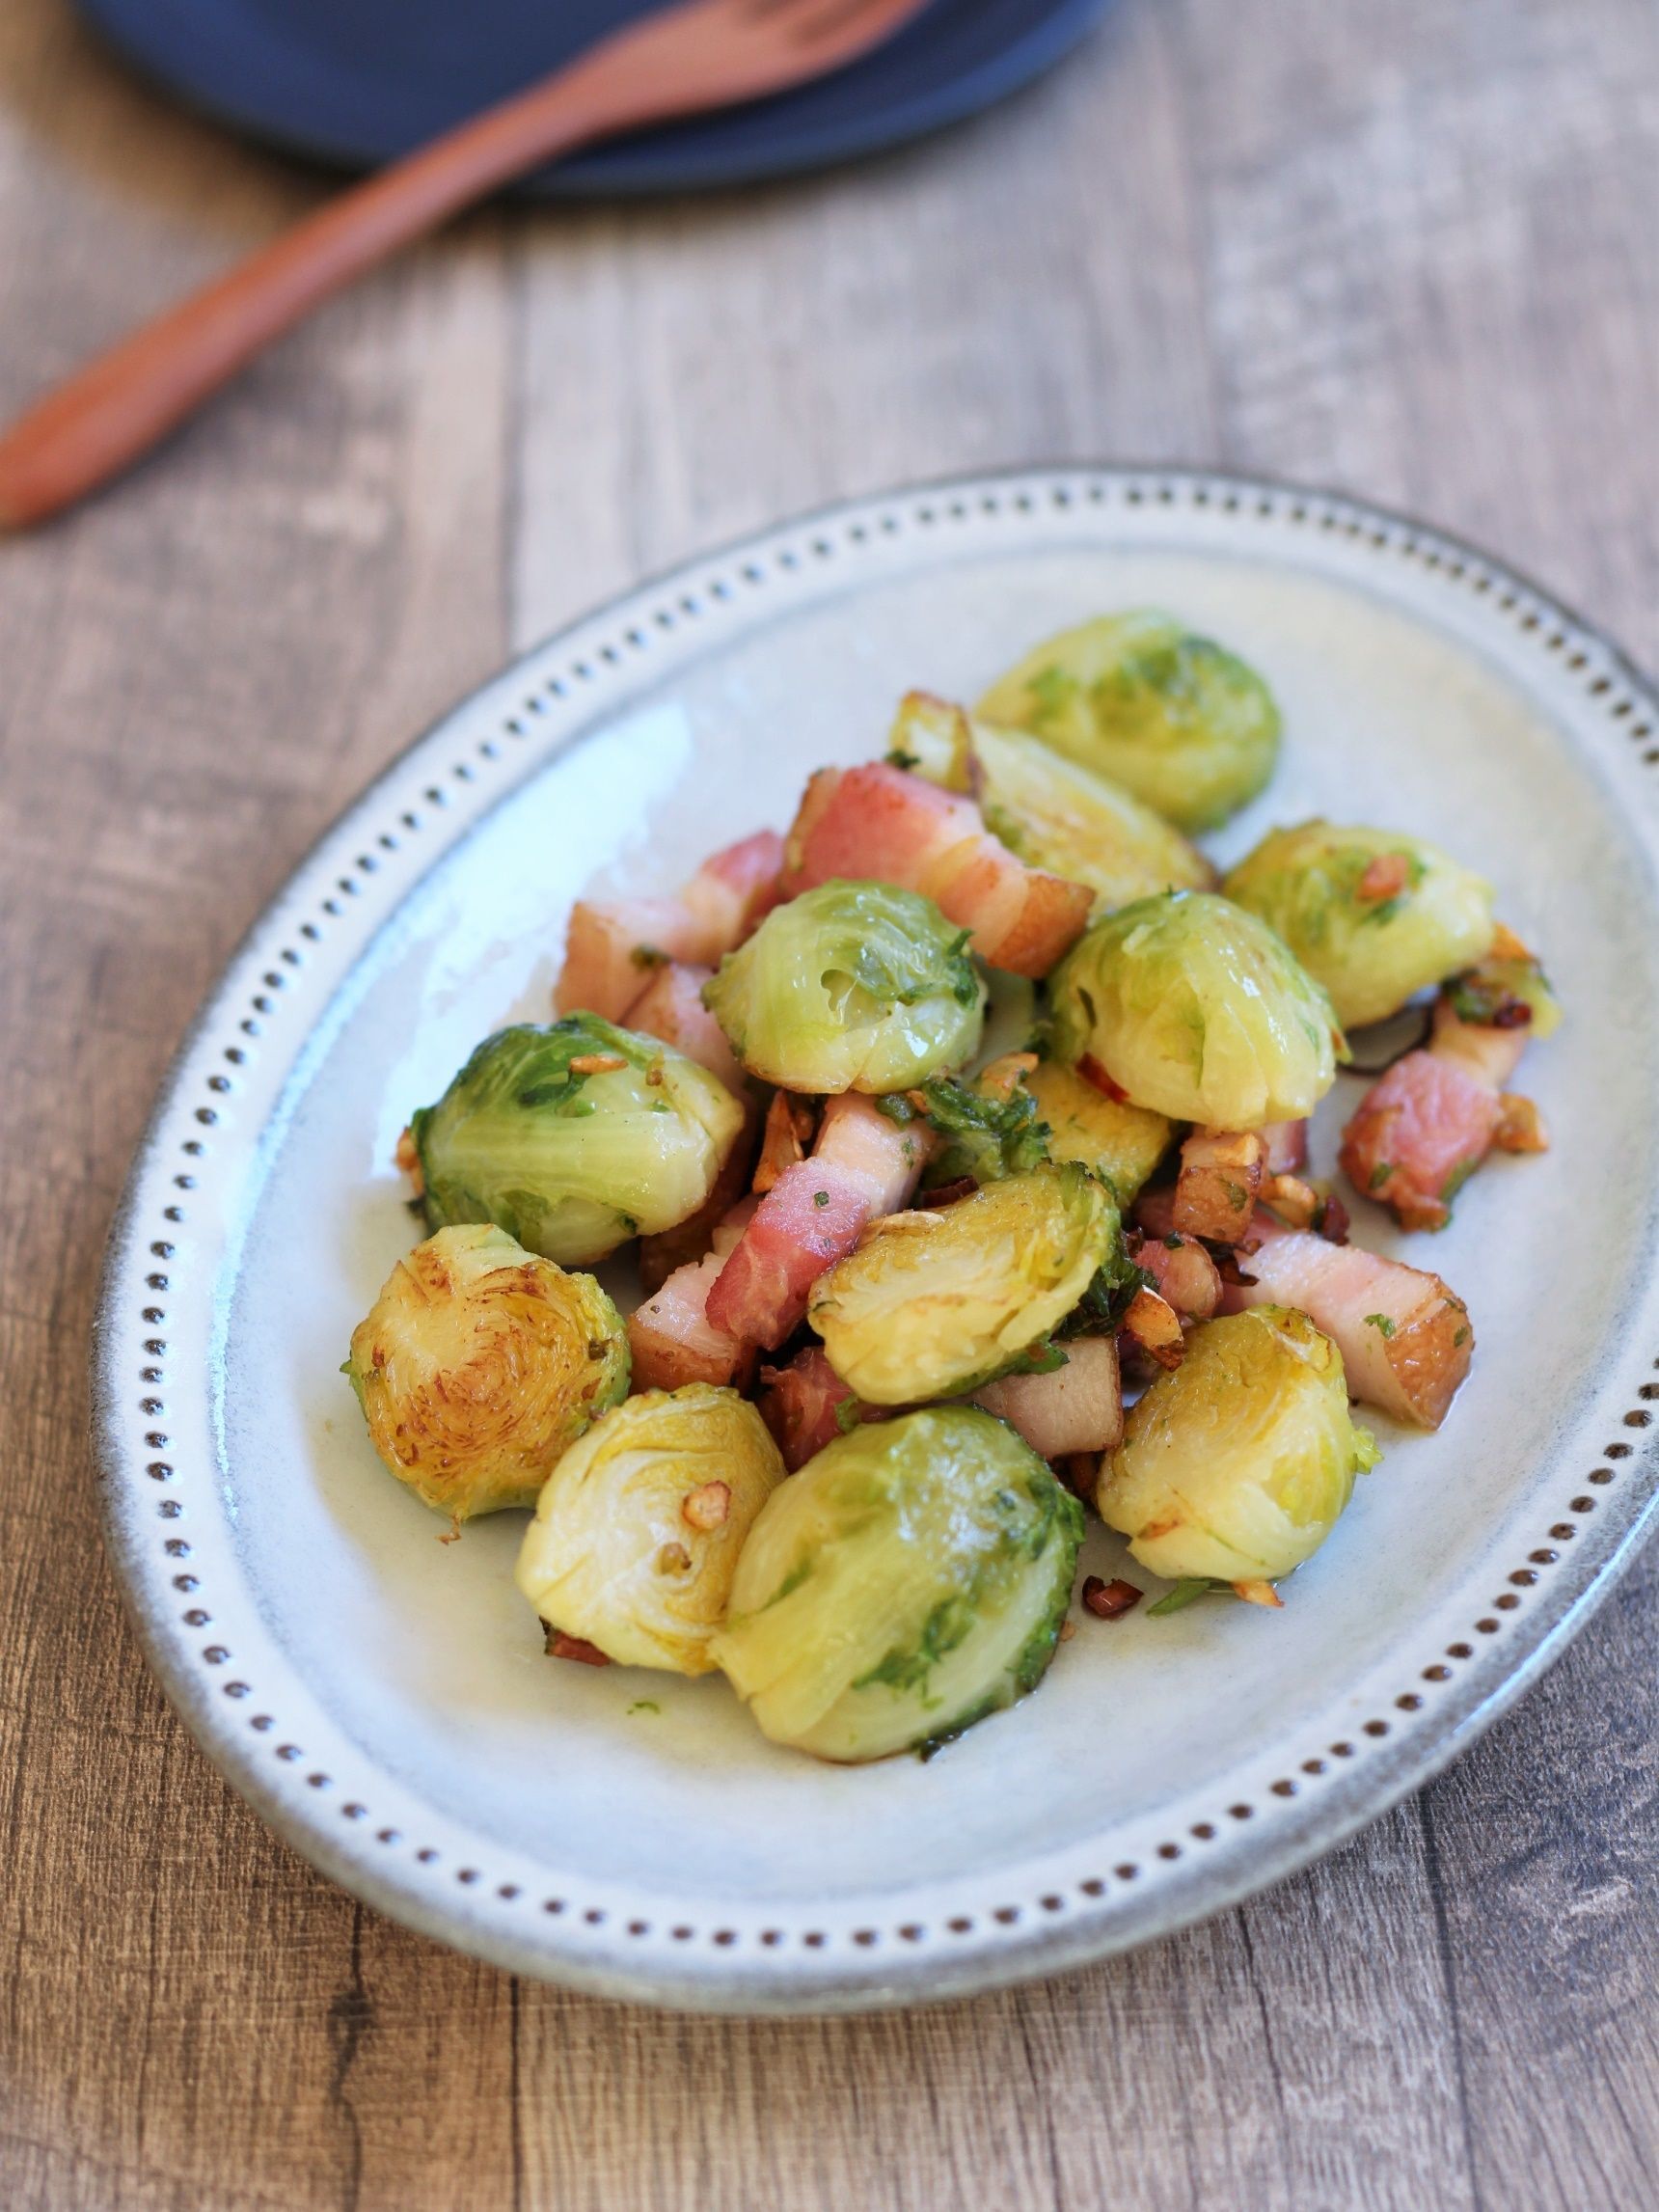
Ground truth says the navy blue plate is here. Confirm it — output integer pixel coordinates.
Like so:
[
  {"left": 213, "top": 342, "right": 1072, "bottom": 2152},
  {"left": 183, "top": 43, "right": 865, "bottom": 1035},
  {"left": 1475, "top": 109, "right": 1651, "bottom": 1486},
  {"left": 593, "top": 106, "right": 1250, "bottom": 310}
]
[{"left": 76, "top": 0, "right": 1113, "bottom": 198}]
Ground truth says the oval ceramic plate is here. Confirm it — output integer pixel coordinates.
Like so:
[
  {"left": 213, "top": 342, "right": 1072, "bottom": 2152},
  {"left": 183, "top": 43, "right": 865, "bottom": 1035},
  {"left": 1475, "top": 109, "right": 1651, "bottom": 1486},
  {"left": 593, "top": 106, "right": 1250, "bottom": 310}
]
[{"left": 95, "top": 468, "right": 1659, "bottom": 2013}]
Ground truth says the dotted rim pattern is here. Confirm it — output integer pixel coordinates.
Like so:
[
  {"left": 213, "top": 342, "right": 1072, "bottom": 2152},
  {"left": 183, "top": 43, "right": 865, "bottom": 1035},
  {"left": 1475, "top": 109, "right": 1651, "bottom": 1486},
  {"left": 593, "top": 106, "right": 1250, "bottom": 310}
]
[{"left": 92, "top": 465, "right": 1659, "bottom": 2012}]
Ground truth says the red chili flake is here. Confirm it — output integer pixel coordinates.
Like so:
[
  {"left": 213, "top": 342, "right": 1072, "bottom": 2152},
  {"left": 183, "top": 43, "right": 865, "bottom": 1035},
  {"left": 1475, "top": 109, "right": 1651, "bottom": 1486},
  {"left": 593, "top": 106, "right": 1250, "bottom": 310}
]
[
  {"left": 1077, "top": 1054, "right": 1129, "bottom": 1103},
  {"left": 545, "top": 1628, "right": 611, "bottom": 1666},
  {"left": 1082, "top": 1576, "right": 1143, "bottom": 1621},
  {"left": 1355, "top": 852, "right": 1410, "bottom": 903}
]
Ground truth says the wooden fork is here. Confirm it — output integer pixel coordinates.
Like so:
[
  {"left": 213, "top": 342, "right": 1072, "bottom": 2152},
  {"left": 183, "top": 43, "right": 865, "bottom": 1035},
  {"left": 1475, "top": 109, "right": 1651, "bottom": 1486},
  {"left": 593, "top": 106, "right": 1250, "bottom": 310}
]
[{"left": 0, "top": 0, "right": 930, "bottom": 529}]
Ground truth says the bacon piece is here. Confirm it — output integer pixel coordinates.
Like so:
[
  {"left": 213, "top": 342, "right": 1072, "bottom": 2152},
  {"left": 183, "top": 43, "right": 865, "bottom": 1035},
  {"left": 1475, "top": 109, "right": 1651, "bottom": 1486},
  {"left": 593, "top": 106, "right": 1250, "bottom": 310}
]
[
  {"left": 1223, "top": 1210, "right": 1472, "bottom": 1429},
  {"left": 757, "top": 1346, "right": 877, "bottom": 1471},
  {"left": 555, "top": 831, "right": 784, "bottom": 1021},
  {"left": 782, "top": 760, "right": 1090, "bottom": 977},
  {"left": 1262, "top": 1120, "right": 1309, "bottom": 1175},
  {"left": 1129, "top": 1230, "right": 1221, "bottom": 1321},
  {"left": 705, "top": 1096, "right": 932, "bottom": 1350},
  {"left": 626, "top": 960, "right": 748, "bottom": 1094},
  {"left": 679, "top": 829, "right": 786, "bottom": 949},
  {"left": 628, "top": 1202, "right": 757, "bottom": 1391},
  {"left": 1172, "top": 1128, "right": 1265, "bottom": 1243},
  {"left": 974, "top": 1336, "right": 1123, "bottom": 1459},
  {"left": 1339, "top": 997, "right": 1534, "bottom": 1232}
]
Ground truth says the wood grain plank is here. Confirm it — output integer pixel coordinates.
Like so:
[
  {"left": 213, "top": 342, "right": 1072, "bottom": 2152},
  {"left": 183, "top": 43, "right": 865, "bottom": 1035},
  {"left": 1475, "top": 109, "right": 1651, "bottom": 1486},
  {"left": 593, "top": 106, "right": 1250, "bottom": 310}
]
[
  {"left": 0, "top": 6, "right": 516, "bottom": 2209},
  {"left": 510, "top": 0, "right": 1216, "bottom": 643}
]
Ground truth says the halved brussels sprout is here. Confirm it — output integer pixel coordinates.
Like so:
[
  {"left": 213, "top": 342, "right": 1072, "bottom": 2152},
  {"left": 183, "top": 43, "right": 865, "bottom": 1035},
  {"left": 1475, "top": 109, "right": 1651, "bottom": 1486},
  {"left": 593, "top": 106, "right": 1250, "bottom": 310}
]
[
  {"left": 808, "top": 1161, "right": 1117, "bottom": 1403},
  {"left": 1047, "top": 890, "right": 1345, "bottom": 1128},
  {"left": 713, "top": 1406, "right": 1083, "bottom": 1761},
  {"left": 344, "top": 1223, "right": 628, "bottom": 1521},
  {"left": 977, "top": 610, "right": 1280, "bottom": 833},
  {"left": 1223, "top": 820, "right": 1496, "bottom": 1028},
  {"left": 411, "top": 1015, "right": 745, "bottom": 1267},
  {"left": 703, "top": 878, "right": 985, "bottom": 1094},
  {"left": 889, "top": 693, "right": 1212, "bottom": 913},
  {"left": 1098, "top": 1306, "right": 1380, "bottom": 1586},
  {"left": 1024, "top": 1058, "right": 1172, "bottom": 1205},
  {"left": 515, "top": 1384, "right": 785, "bottom": 1674}
]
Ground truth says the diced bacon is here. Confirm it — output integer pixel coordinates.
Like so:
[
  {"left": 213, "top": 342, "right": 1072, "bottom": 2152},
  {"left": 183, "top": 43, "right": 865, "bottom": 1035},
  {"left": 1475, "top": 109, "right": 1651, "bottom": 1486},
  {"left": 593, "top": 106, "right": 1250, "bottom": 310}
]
[
  {"left": 1223, "top": 1210, "right": 1472, "bottom": 1429},
  {"left": 628, "top": 1202, "right": 758, "bottom": 1391},
  {"left": 782, "top": 760, "right": 1091, "bottom": 977},
  {"left": 704, "top": 1096, "right": 932, "bottom": 1350},
  {"left": 811, "top": 1092, "right": 933, "bottom": 1215},
  {"left": 679, "top": 829, "right": 786, "bottom": 949},
  {"left": 626, "top": 961, "right": 748, "bottom": 1094},
  {"left": 1121, "top": 1286, "right": 1185, "bottom": 1370},
  {"left": 1129, "top": 1231, "right": 1221, "bottom": 1321},
  {"left": 554, "top": 898, "right": 707, "bottom": 1022},
  {"left": 757, "top": 1346, "right": 876, "bottom": 1471},
  {"left": 975, "top": 1337, "right": 1123, "bottom": 1459},
  {"left": 555, "top": 831, "right": 784, "bottom": 1021},
  {"left": 1340, "top": 979, "right": 1549, "bottom": 1231},
  {"left": 1262, "top": 1120, "right": 1309, "bottom": 1175},
  {"left": 1172, "top": 1128, "right": 1265, "bottom": 1243}
]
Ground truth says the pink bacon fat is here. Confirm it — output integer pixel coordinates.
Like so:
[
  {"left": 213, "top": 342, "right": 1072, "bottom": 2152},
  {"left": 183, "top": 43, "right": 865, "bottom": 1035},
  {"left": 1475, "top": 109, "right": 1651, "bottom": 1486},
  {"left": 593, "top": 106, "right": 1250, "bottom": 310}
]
[
  {"left": 974, "top": 1336, "right": 1124, "bottom": 1459},
  {"left": 555, "top": 829, "right": 784, "bottom": 1022},
  {"left": 704, "top": 1094, "right": 932, "bottom": 1351},
  {"left": 1128, "top": 1229, "right": 1221, "bottom": 1321},
  {"left": 781, "top": 760, "right": 1091, "bottom": 978},
  {"left": 1223, "top": 1210, "right": 1472, "bottom": 1429},
  {"left": 628, "top": 1200, "right": 758, "bottom": 1392},
  {"left": 758, "top": 1345, "right": 873, "bottom": 1471},
  {"left": 625, "top": 960, "right": 748, "bottom": 1096},
  {"left": 1340, "top": 1001, "right": 1533, "bottom": 1233}
]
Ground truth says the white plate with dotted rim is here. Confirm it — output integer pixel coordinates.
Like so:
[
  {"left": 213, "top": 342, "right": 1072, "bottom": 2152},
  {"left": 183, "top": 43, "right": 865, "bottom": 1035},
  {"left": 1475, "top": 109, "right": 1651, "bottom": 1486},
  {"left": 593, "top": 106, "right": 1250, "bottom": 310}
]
[{"left": 94, "top": 465, "right": 1659, "bottom": 2013}]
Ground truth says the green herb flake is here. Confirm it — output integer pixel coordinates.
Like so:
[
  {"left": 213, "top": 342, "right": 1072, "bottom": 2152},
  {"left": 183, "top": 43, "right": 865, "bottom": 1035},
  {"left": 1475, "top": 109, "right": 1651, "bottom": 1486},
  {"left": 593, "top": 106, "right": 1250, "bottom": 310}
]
[
  {"left": 834, "top": 1396, "right": 864, "bottom": 1434},
  {"left": 813, "top": 1188, "right": 830, "bottom": 1209},
  {"left": 1146, "top": 1576, "right": 1232, "bottom": 1618},
  {"left": 1364, "top": 1313, "right": 1398, "bottom": 1339},
  {"left": 627, "top": 1700, "right": 662, "bottom": 1716},
  {"left": 1369, "top": 1161, "right": 1395, "bottom": 1191}
]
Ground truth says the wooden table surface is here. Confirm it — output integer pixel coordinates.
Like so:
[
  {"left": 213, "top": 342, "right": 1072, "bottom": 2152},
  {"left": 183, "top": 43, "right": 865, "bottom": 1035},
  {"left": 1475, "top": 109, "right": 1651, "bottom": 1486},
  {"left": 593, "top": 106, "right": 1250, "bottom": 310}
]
[{"left": 3, "top": 0, "right": 1657, "bottom": 2203}]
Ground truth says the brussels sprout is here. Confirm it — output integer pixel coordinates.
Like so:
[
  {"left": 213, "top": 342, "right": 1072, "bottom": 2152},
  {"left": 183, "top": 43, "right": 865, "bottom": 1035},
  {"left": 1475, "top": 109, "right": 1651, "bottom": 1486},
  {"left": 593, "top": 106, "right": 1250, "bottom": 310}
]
[
  {"left": 703, "top": 879, "right": 985, "bottom": 1094},
  {"left": 1047, "top": 891, "right": 1345, "bottom": 1128},
  {"left": 1223, "top": 820, "right": 1496, "bottom": 1028},
  {"left": 977, "top": 610, "right": 1280, "bottom": 833},
  {"left": 515, "top": 1384, "right": 785, "bottom": 1675},
  {"left": 713, "top": 1406, "right": 1083, "bottom": 1761},
  {"left": 808, "top": 1161, "right": 1118, "bottom": 1403},
  {"left": 1098, "top": 1306, "right": 1380, "bottom": 1587},
  {"left": 344, "top": 1223, "right": 628, "bottom": 1521},
  {"left": 888, "top": 693, "right": 1212, "bottom": 913},
  {"left": 1024, "top": 1059, "right": 1172, "bottom": 1204},
  {"left": 411, "top": 1015, "right": 745, "bottom": 1267}
]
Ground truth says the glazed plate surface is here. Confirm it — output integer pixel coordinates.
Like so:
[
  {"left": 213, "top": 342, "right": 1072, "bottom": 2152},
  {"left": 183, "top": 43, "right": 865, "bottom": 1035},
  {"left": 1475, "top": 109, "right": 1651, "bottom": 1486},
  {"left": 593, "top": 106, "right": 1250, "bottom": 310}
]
[{"left": 94, "top": 468, "right": 1659, "bottom": 2011}]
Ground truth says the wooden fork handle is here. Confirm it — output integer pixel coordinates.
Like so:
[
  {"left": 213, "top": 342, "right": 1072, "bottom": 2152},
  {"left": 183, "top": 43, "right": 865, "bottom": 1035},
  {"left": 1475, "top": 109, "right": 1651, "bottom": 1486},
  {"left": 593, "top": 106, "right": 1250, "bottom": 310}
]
[{"left": 0, "top": 57, "right": 666, "bottom": 530}]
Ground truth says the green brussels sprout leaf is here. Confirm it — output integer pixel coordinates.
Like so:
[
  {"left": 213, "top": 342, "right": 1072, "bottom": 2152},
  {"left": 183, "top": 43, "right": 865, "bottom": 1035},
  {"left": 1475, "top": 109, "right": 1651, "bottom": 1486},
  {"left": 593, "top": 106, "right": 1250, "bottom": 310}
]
[
  {"left": 714, "top": 1406, "right": 1084, "bottom": 1762},
  {"left": 703, "top": 879, "right": 986, "bottom": 1094},
  {"left": 411, "top": 1015, "right": 745, "bottom": 1267}
]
